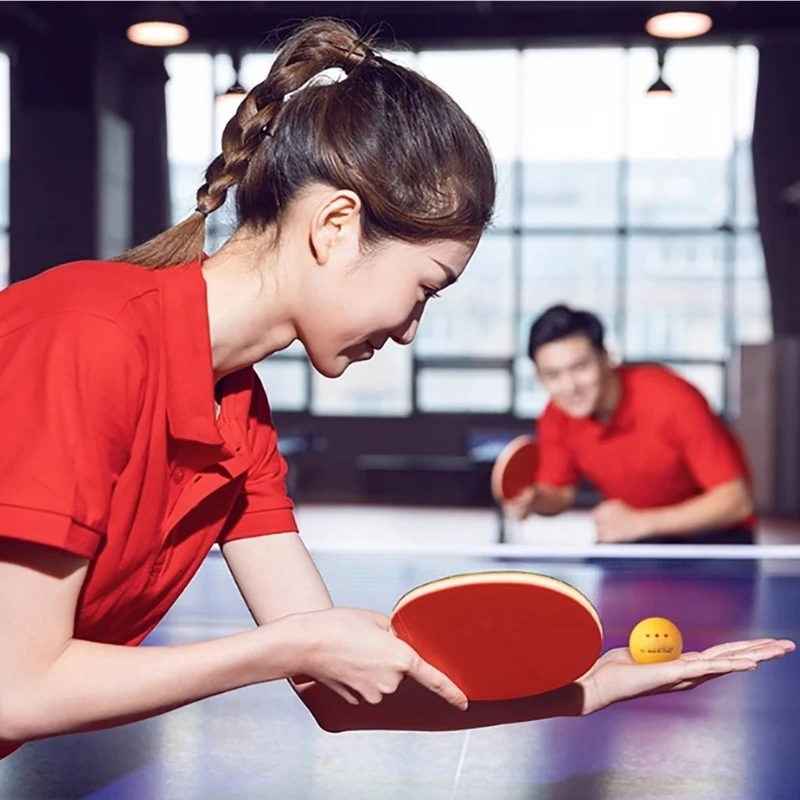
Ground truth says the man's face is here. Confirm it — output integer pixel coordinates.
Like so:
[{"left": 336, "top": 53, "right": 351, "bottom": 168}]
[{"left": 534, "top": 334, "right": 610, "bottom": 418}]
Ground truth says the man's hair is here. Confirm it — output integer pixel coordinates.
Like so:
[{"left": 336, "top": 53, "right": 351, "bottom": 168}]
[{"left": 527, "top": 304, "right": 605, "bottom": 361}]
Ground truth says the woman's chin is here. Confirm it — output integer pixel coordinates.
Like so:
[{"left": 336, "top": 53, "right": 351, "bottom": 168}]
[
  {"left": 309, "top": 346, "right": 374, "bottom": 379},
  {"left": 309, "top": 353, "right": 350, "bottom": 379}
]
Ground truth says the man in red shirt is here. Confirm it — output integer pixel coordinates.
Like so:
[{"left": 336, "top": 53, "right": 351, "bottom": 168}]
[{"left": 507, "top": 304, "right": 756, "bottom": 544}]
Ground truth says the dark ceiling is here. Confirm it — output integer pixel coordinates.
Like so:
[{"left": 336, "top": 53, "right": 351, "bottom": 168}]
[{"left": 3, "top": 1, "right": 800, "bottom": 51}]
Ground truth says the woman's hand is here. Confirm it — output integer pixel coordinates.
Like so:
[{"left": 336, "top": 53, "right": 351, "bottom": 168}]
[
  {"left": 577, "top": 638, "right": 795, "bottom": 715},
  {"left": 275, "top": 607, "right": 469, "bottom": 710}
]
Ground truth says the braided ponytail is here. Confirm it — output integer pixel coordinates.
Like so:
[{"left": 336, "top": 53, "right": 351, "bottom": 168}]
[{"left": 115, "top": 17, "right": 495, "bottom": 268}]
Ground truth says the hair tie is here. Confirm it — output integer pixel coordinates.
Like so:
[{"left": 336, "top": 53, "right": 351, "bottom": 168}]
[
  {"left": 283, "top": 67, "right": 349, "bottom": 103},
  {"left": 194, "top": 207, "right": 209, "bottom": 219}
]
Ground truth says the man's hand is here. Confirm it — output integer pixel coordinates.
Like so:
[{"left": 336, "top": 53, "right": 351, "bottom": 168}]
[
  {"left": 503, "top": 486, "right": 537, "bottom": 520},
  {"left": 592, "top": 499, "right": 651, "bottom": 543}
]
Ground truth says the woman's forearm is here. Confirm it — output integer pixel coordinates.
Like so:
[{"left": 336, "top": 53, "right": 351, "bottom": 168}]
[
  {"left": 1, "top": 624, "right": 293, "bottom": 743},
  {"left": 295, "top": 676, "right": 585, "bottom": 733}
]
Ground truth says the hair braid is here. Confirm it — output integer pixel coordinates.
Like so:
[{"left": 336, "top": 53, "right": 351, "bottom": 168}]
[{"left": 113, "top": 18, "right": 494, "bottom": 269}]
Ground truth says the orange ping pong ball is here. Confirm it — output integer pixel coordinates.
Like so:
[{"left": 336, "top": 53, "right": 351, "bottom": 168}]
[{"left": 628, "top": 617, "right": 683, "bottom": 664}]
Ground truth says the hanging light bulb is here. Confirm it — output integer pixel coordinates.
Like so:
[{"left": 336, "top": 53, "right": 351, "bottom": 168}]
[
  {"left": 646, "top": 47, "right": 674, "bottom": 99},
  {"left": 645, "top": 10, "right": 713, "bottom": 40},
  {"left": 127, "top": 2, "right": 189, "bottom": 47}
]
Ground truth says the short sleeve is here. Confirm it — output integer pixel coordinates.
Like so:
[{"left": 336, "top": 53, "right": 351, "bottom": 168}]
[
  {"left": 668, "top": 379, "right": 749, "bottom": 489},
  {"left": 535, "top": 403, "right": 580, "bottom": 487},
  {"left": 219, "top": 371, "right": 298, "bottom": 544},
  {"left": 0, "top": 314, "right": 144, "bottom": 559}
]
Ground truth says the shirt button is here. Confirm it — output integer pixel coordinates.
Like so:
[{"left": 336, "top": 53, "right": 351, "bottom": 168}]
[{"left": 173, "top": 469, "right": 184, "bottom": 483}]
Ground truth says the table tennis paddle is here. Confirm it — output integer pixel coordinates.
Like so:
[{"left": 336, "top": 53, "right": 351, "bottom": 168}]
[
  {"left": 391, "top": 570, "right": 603, "bottom": 701},
  {"left": 490, "top": 434, "right": 538, "bottom": 503}
]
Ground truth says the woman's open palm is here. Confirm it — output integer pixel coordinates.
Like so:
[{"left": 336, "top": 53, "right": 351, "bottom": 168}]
[{"left": 578, "top": 637, "right": 795, "bottom": 715}]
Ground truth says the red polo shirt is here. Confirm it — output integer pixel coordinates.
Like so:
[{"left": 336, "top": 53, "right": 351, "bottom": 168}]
[
  {"left": 535, "top": 364, "right": 755, "bottom": 528},
  {"left": 0, "top": 258, "right": 297, "bottom": 647}
]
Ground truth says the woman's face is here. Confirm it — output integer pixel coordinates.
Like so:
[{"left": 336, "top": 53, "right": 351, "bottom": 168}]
[{"left": 298, "top": 236, "right": 475, "bottom": 378}]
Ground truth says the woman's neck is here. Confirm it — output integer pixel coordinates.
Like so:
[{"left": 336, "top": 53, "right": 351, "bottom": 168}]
[{"left": 201, "top": 236, "right": 299, "bottom": 379}]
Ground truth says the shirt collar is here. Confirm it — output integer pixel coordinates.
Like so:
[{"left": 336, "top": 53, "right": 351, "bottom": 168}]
[
  {"left": 154, "top": 259, "right": 225, "bottom": 448},
  {"left": 575, "top": 366, "right": 635, "bottom": 438},
  {"left": 596, "top": 366, "right": 635, "bottom": 435}
]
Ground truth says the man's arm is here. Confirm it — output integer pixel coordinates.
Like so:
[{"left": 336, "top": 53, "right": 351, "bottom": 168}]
[
  {"left": 505, "top": 483, "right": 576, "bottom": 520},
  {"left": 531, "top": 483, "right": 577, "bottom": 516},
  {"left": 638, "top": 477, "right": 754, "bottom": 538},
  {"left": 654, "top": 375, "right": 755, "bottom": 537},
  {"left": 593, "top": 481, "right": 754, "bottom": 544}
]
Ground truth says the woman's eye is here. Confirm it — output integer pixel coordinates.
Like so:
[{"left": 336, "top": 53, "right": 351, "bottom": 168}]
[{"left": 423, "top": 288, "right": 441, "bottom": 300}]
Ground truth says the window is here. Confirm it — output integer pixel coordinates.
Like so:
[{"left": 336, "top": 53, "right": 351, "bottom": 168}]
[
  {"left": 517, "top": 235, "right": 619, "bottom": 416},
  {"left": 417, "top": 49, "right": 519, "bottom": 228},
  {"left": 735, "top": 232, "right": 771, "bottom": 345},
  {"left": 624, "top": 235, "right": 726, "bottom": 360},
  {"left": 735, "top": 46, "right": 759, "bottom": 228},
  {"left": 166, "top": 53, "right": 214, "bottom": 226},
  {"left": 0, "top": 52, "right": 9, "bottom": 288},
  {"left": 627, "top": 47, "right": 734, "bottom": 227},
  {"left": 514, "top": 44, "right": 765, "bottom": 417},
  {"left": 311, "top": 341, "right": 412, "bottom": 417},
  {"left": 522, "top": 48, "right": 625, "bottom": 229},
  {"left": 415, "top": 234, "right": 515, "bottom": 359},
  {"left": 166, "top": 44, "right": 769, "bottom": 418},
  {"left": 417, "top": 368, "right": 512, "bottom": 413}
]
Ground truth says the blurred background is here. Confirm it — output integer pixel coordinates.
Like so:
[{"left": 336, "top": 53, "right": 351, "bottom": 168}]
[{"left": 2, "top": 0, "right": 800, "bottom": 547}]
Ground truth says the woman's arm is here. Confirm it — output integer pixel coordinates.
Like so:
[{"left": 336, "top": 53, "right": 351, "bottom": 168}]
[
  {"left": 223, "top": 533, "right": 794, "bottom": 733},
  {"left": 222, "top": 533, "right": 582, "bottom": 730},
  {"left": 0, "top": 538, "right": 303, "bottom": 744},
  {"left": 0, "top": 533, "right": 464, "bottom": 747}
]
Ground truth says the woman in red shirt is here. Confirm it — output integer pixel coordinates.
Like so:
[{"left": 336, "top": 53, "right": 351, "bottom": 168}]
[{"left": 0, "top": 19, "right": 791, "bottom": 757}]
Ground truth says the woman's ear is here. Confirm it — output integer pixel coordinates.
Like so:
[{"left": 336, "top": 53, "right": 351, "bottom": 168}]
[{"left": 309, "top": 189, "right": 362, "bottom": 266}]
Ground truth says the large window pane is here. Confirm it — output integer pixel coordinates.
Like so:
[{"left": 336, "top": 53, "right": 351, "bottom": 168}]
[
  {"left": 519, "top": 235, "right": 619, "bottom": 353},
  {"left": 166, "top": 54, "right": 214, "bottom": 224},
  {"left": 735, "top": 46, "right": 759, "bottom": 227},
  {"left": 311, "top": 342, "right": 412, "bottom": 417},
  {"left": 417, "top": 368, "right": 511, "bottom": 413},
  {"left": 164, "top": 44, "right": 769, "bottom": 422},
  {"left": 522, "top": 49, "right": 625, "bottom": 228},
  {"left": 668, "top": 363, "right": 725, "bottom": 413},
  {"left": 417, "top": 50, "right": 519, "bottom": 228},
  {"left": 625, "top": 235, "right": 726, "bottom": 359},
  {"left": 735, "top": 233, "right": 772, "bottom": 345},
  {"left": 253, "top": 358, "right": 307, "bottom": 412},
  {"left": 213, "top": 53, "right": 237, "bottom": 141},
  {"left": 415, "top": 234, "right": 514, "bottom": 358},
  {"left": 627, "top": 47, "right": 735, "bottom": 227},
  {"left": 514, "top": 357, "right": 550, "bottom": 419},
  {"left": 516, "top": 235, "right": 618, "bottom": 416},
  {"left": 241, "top": 53, "right": 277, "bottom": 88}
]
